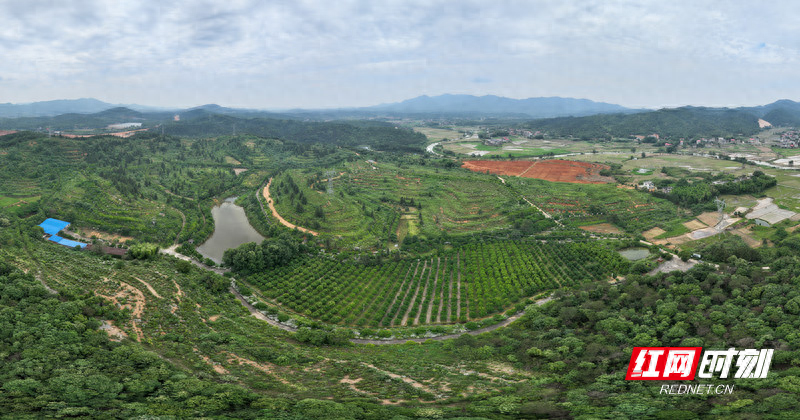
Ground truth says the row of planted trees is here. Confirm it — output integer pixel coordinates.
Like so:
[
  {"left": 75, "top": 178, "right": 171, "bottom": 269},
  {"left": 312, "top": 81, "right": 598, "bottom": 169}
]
[{"left": 245, "top": 239, "right": 628, "bottom": 328}]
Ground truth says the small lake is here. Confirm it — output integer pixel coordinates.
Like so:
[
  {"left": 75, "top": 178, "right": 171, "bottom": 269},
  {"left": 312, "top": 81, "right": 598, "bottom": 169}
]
[
  {"left": 619, "top": 247, "right": 651, "bottom": 261},
  {"left": 197, "top": 197, "right": 265, "bottom": 264}
]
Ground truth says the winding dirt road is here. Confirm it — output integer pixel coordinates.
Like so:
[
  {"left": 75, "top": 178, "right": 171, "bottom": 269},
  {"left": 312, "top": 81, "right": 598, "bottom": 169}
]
[{"left": 262, "top": 178, "right": 319, "bottom": 236}]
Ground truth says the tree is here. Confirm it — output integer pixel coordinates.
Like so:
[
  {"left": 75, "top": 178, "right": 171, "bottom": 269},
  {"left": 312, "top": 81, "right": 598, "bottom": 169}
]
[
  {"left": 641, "top": 151, "right": 646, "bottom": 158},
  {"left": 129, "top": 243, "right": 159, "bottom": 259}
]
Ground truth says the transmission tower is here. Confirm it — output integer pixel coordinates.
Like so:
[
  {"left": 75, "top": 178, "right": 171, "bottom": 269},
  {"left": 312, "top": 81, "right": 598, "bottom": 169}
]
[{"left": 325, "top": 170, "right": 336, "bottom": 195}]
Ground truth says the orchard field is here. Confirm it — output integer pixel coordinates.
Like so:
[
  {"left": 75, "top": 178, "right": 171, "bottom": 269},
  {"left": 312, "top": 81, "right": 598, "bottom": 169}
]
[{"left": 248, "top": 240, "right": 628, "bottom": 327}]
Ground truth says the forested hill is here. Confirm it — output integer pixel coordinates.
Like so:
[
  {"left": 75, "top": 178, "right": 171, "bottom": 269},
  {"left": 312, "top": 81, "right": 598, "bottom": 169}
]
[
  {"left": 524, "top": 107, "right": 762, "bottom": 139},
  {"left": 163, "top": 113, "right": 427, "bottom": 153}
]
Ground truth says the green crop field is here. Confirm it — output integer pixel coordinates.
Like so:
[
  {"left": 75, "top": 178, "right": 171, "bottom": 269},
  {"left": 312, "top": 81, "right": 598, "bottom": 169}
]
[{"left": 248, "top": 240, "right": 627, "bottom": 327}]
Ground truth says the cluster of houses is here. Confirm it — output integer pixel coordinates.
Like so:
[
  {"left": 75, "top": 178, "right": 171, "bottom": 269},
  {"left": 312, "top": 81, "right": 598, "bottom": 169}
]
[
  {"left": 484, "top": 137, "right": 510, "bottom": 146},
  {"left": 637, "top": 181, "right": 672, "bottom": 194},
  {"left": 779, "top": 131, "right": 800, "bottom": 148},
  {"left": 694, "top": 137, "right": 741, "bottom": 146},
  {"left": 507, "top": 128, "right": 540, "bottom": 138}
]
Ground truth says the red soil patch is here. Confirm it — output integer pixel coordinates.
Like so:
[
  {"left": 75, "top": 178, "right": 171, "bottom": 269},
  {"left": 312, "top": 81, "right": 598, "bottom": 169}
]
[
  {"left": 0, "top": 130, "right": 17, "bottom": 137},
  {"left": 462, "top": 159, "right": 613, "bottom": 184},
  {"left": 461, "top": 160, "right": 534, "bottom": 176}
]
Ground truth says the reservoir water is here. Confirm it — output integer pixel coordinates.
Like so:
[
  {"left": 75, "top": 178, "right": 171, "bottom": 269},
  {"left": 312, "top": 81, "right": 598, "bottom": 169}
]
[{"left": 197, "top": 197, "right": 265, "bottom": 264}]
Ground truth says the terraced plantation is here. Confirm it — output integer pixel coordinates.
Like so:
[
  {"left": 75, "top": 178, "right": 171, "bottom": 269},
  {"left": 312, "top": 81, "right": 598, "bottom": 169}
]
[
  {"left": 270, "top": 160, "right": 524, "bottom": 247},
  {"left": 248, "top": 240, "right": 628, "bottom": 327}
]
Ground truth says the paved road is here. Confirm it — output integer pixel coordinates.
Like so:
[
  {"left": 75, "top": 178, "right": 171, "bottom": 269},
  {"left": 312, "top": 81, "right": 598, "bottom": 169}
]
[
  {"left": 160, "top": 245, "right": 229, "bottom": 275},
  {"left": 231, "top": 284, "right": 553, "bottom": 345}
]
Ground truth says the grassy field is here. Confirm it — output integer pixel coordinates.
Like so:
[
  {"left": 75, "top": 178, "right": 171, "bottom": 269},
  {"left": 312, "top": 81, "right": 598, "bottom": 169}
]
[
  {"left": 412, "top": 126, "right": 464, "bottom": 142},
  {"left": 0, "top": 194, "right": 39, "bottom": 207}
]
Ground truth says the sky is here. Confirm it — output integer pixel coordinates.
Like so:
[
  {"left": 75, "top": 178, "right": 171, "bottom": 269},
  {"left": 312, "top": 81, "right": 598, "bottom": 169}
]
[{"left": 1, "top": 0, "right": 799, "bottom": 110}]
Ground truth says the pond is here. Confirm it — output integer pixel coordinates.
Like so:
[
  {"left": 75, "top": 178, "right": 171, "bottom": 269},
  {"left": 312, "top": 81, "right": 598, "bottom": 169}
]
[
  {"left": 197, "top": 197, "right": 265, "bottom": 264},
  {"left": 618, "top": 247, "right": 651, "bottom": 261}
]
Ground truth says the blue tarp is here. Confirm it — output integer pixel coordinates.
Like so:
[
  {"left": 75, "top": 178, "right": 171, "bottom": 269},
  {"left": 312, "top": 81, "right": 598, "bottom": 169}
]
[
  {"left": 39, "top": 218, "right": 87, "bottom": 248},
  {"left": 38, "top": 218, "right": 71, "bottom": 236}
]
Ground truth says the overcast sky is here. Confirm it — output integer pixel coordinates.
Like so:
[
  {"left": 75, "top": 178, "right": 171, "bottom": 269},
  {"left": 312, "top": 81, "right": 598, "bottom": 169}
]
[{"left": 1, "top": 0, "right": 799, "bottom": 109}]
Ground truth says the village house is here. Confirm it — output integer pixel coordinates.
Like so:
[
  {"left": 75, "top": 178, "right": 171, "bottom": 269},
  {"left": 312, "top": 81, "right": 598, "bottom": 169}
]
[{"left": 639, "top": 181, "right": 656, "bottom": 192}]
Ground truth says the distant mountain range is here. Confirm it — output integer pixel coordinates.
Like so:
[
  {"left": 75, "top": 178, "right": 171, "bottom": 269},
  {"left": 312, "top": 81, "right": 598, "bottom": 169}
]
[
  {"left": 359, "top": 94, "right": 638, "bottom": 118},
  {"left": 4, "top": 96, "right": 800, "bottom": 140},
  {"left": 0, "top": 98, "right": 171, "bottom": 118},
  {"left": 0, "top": 95, "right": 637, "bottom": 119}
]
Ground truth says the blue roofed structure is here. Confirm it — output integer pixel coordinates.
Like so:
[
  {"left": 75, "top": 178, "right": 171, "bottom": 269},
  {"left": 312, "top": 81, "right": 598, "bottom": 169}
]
[
  {"left": 38, "top": 218, "right": 71, "bottom": 236},
  {"left": 37, "top": 218, "right": 87, "bottom": 248},
  {"left": 52, "top": 237, "right": 87, "bottom": 248}
]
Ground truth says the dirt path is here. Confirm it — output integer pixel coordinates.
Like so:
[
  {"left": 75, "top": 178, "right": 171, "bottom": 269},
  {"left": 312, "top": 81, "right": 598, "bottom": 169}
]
[
  {"left": 414, "top": 259, "right": 434, "bottom": 325},
  {"left": 263, "top": 178, "right": 319, "bottom": 236},
  {"left": 173, "top": 208, "right": 186, "bottom": 245},
  {"left": 100, "top": 320, "right": 128, "bottom": 341},
  {"left": 380, "top": 262, "right": 415, "bottom": 325},
  {"left": 425, "top": 257, "right": 440, "bottom": 324},
  {"left": 390, "top": 260, "right": 421, "bottom": 326},
  {"left": 134, "top": 276, "right": 162, "bottom": 298},
  {"left": 402, "top": 260, "right": 428, "bottom": 326},
  {"left": 520, "top": 195, "right": 563, "bottom": 227},
  {"left": 517, "top": 161, "right": 538, "bottom": 178},
  {"left": 231, "top": 287, "right": 297, "bottom": 332},
  {"left": 194, "top": 349, "right": 229, "bottom": 374},
  {"left": 35, "top": 271, "right": 57, "bottom": 294},
  {"left": 456, "top": 252, "right": 462, "bottom": 321},
  {"left": 173, "top": 280, "right": 184, "bottom": 301},
  {"left": 447, "top": 271, "right": 453, "bottom": 323},
  {"left": 361, "top": 363, "right": 437, "bottom": 395},
  {"left": 162, "top": 187, "right": 195, "bottom": 201},
  {"left": 225, "top": 352, "right": 297, "bottom": 388},
  {"left": 96, "top": 280, "right": 147, "bottom": 341},
  {"left": 436, "top": 260, "right": 447, "bottom": 323}
]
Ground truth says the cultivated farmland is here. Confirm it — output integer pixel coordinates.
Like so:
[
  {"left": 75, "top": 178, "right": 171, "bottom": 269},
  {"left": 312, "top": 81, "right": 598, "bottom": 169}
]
[{"left": 248, "top": 240, "right": 627, "bottom": 327}]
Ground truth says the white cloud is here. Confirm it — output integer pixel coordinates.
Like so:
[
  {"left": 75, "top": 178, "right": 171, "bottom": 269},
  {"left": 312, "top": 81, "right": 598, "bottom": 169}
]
[{"left": 1, "top": 0, "right": 800, "bottom": 108}]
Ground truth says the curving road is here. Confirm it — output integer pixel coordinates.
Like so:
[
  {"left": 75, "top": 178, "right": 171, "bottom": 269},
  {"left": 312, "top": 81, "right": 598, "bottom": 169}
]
[
  {"left": 231, "top": 285, "right": 552, "bottom": 345},
  {"left": 262, "top": 178, "right": 319, "bottom": 236}
]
